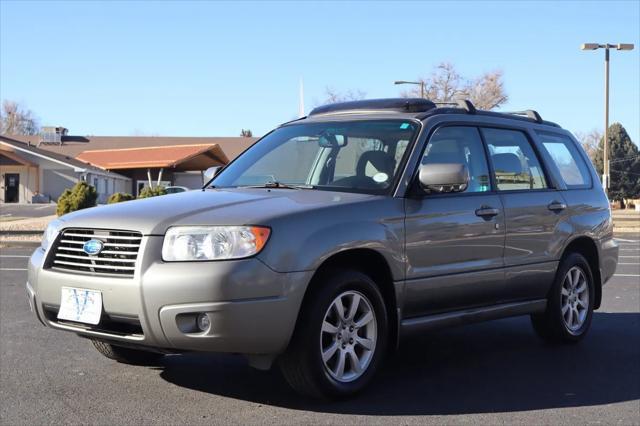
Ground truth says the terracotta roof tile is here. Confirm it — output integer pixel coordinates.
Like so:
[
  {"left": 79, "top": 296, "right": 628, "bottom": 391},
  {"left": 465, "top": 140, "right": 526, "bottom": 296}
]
[
  {"left": 76, "top": 144, "right": 228, "bottom": 170},
  {"left": 7, "top": 135, "right": 257, "bottom": 161}
]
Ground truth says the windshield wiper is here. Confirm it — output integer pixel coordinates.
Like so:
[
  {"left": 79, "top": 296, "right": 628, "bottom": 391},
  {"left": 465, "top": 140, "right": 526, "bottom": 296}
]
[{"left": 243, "top": 181, "right": 314, "bottom": 190}]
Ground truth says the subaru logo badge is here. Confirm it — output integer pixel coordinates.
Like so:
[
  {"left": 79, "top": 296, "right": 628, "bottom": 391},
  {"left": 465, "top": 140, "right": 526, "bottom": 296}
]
[{"left": 83, "top": 239, "right": 104, "bottom": 256}]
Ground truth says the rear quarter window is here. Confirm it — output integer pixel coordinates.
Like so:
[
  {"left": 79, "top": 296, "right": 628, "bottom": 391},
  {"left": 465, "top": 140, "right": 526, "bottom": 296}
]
[{"left": 537, "top": 131, "right": 592, "bottom": 189}]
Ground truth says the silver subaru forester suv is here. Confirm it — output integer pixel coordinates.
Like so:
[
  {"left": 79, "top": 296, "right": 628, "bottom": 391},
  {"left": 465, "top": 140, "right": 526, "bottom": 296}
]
[{"left": 27, "top": 99, "right": 618, "bottom": 398}]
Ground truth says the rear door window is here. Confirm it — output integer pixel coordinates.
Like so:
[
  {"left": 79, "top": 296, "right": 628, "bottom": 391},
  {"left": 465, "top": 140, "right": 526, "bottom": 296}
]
[
  {"left": 481, "top": 128, "right": 548, "bottom": 191},
  {"left": 537, "top": 131, "right": 592, "bottom": 188}
]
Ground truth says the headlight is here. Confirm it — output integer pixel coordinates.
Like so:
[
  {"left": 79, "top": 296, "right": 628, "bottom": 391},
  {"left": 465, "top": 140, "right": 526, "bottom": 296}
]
[
  {"left": 42, "top": 219, "right": 63, "bottom": 250},
  {"left": 162, "top": 226, "right": 271, "bottom": 261}
]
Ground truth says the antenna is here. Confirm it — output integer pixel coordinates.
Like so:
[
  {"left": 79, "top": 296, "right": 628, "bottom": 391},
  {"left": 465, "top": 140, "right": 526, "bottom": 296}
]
[{"left": 299, "top": 77, "right": 305, "bottom": 118}]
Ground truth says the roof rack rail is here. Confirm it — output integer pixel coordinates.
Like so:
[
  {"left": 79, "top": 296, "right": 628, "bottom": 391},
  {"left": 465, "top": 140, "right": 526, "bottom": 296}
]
[
  {"left": 433, "top": 100, "right": 477, "bottom": 113},
  {"left": 456, "top": 100, "right": 476, "bottom": 113},
  {"left": 506, "top": 110, "right": 543, "bottom": 124}
]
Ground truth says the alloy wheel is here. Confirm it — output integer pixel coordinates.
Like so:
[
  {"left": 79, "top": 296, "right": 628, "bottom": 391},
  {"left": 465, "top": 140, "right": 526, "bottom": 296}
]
[
  {"left": 320, "top": 290, "right": 377, "bottom": 383},
  {"left": 561, "top": 266, "right": 589, "bottom": 332}
]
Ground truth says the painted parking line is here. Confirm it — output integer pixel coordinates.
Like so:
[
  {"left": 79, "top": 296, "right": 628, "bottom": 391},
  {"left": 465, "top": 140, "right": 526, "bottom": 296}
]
[
  {"left": 618, "top": 262, "right": 640, "bottom": 265},
  {"left": 0, "top": 255, "right": 30, "bottom": 258},
  {"left": 614, "top": 274, "right": 640, "bottom": 277},
  {"left": 0, "top": 268, "right": 27, "bottom": 271},
  {"left": 616, "top": 238, "right": 639, "bottom": 243},
  {"left": 619, "top": 256, "right": 640, "bottom": 259}
]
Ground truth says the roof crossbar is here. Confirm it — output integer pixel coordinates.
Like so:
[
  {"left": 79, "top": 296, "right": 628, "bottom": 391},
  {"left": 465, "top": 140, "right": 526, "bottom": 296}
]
[{"left": 308, "top": 98, "right": 436, "bottom": 116}]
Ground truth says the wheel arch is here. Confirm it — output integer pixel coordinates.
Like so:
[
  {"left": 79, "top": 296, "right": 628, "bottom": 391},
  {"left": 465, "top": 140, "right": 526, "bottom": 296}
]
[
  {"left": 561, "top": 236, "right": 602, "bottom": 309},
  {"left": 297, "top": 248, "right": 400, "bottom": 352}
]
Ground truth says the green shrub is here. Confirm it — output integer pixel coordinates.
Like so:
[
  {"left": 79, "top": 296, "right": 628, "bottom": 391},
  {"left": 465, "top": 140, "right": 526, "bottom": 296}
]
[
  {"left": 56, "top": 181, "right": 98, "bottom": 216},
  {"left": 137, "top": 186, "right": 167, "bottom": 199},
  {"left": 107, "top": 192, "right": 135, "bottom": 204}
]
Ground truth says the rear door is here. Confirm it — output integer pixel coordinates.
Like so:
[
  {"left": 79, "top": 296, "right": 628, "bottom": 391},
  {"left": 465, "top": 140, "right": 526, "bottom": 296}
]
[
  {"left": 403, "top": 126, "right": 506, "bottom": 317},
  {"left": 480, "top": 127, "right": 570, "bottom": 302}
]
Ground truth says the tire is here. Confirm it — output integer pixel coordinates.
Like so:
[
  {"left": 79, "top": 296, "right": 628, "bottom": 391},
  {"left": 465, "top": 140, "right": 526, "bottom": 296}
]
[
  {"left": 531, "top": 253, "right": 595, "bottom": 343},
  {"left": 279, "top": 269, "right": 389, "bottom": 399},
  {"left": 91, "top": 339, "right": 164, "bottom": 365}
]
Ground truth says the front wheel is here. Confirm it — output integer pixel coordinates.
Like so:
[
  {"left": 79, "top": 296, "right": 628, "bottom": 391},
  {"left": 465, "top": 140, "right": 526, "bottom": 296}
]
[
  {"left": 531, "top": 253, "right": 595, "bottom": 343},
  {"left": 279, "top": 269, "right": 388, "bottom": 399},
  {"left": 91, "top": 339, "right": 164, "bottom": 365}
]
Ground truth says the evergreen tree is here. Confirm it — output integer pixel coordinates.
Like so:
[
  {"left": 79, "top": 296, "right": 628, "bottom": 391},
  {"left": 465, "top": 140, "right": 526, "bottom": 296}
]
[{"left": 593, "top": 123, "right": 640, "bottom": 203}]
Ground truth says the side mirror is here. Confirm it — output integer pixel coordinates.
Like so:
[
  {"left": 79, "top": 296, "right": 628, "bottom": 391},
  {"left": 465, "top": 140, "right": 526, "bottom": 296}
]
[
  {"left": 203, "top": 166, "right": 222, "bottom": 183},
  {"left": 418, "top": 163, "right": 469, "bottom": 193}
]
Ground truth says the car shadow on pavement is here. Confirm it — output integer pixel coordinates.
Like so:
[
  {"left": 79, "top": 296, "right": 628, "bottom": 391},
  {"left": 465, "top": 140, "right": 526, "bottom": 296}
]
[{"left": 158, "top": 312, "right": 639, "bottom": 415}]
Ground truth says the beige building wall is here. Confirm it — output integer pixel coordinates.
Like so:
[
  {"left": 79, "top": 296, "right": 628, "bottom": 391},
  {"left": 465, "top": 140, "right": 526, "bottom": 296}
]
[{"left": 0, "top": 165, "right": 38, "bottom": 203}]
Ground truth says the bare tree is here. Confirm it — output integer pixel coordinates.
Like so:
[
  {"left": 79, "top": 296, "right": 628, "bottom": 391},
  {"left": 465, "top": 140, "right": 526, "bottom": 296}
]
[
  {"left": 464, "top": 70, "right": 508, "bottom": 110},
  {"left": 400, "top": 62, "right": 508, "bottom": 110},
  {"left": 240, "top": 129, "right": 253, "bottom": 137},
  {"left": 1, "top": 100, "right": 40, "bottom": 135},
  {"left": 322, "top": 87, "right": 367, "bottom": 105},
  {"left": 575, "top": 129, "right": 602, "bottom": 163}
]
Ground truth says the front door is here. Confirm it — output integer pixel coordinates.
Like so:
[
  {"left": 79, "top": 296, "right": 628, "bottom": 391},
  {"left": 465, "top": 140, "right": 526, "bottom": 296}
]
[
  {"left": 4, "top": 173, "right": 20, "bottom": 203},
  {"left": 404, "top": 126, "right": 506, "bottom": 318}
]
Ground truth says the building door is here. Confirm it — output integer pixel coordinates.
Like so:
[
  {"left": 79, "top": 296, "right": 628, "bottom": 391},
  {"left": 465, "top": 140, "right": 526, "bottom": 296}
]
[{"left": 4, "top": 173, "right": 20, "bottom": 203}]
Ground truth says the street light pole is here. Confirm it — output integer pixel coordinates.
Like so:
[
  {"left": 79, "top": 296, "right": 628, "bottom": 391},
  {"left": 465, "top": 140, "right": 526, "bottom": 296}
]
[
  {"left": 394, "top": 80, "right": 425, "bottom": 98},
  {"left": 581, "top": 42, "right": 634, "bottom": 195},
  {"left": 604, "top": 47, "right": 610, "bottom": 191}
]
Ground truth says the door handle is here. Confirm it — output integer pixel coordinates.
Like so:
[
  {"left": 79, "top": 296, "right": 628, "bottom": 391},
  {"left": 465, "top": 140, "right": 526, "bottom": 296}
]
[
  {"left": 475, "top": 206, "right": 500, "bottom": 217},
  {"left": 547, "top": 201, "right": 567, "bottom": 211}
]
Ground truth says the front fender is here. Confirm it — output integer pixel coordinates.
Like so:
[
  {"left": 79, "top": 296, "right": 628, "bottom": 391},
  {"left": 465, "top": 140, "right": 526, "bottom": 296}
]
[{"left": 257, "top": 197, "right": 405, "bottom": 280}]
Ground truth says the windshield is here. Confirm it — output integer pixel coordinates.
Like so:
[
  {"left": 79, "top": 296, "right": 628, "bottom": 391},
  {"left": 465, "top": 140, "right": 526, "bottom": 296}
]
[{"left": 212, "top": 120, "right": 419, "bottom": 194}]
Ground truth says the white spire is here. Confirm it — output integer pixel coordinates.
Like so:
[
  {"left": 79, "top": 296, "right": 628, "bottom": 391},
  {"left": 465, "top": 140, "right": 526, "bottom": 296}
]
[{"left": 298, "top": 77, "right": 305, "bottom": 117}]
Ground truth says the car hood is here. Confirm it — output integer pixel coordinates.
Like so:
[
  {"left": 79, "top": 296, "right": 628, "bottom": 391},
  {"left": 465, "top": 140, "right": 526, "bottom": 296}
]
[{"left": 57, "top": 188, "right": 378, "bottom": 235}]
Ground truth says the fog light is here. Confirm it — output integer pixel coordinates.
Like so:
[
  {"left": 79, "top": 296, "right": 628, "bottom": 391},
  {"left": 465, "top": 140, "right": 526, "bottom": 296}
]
[{"left": 196, "top": 313, "right": 210, "bottom": 332}]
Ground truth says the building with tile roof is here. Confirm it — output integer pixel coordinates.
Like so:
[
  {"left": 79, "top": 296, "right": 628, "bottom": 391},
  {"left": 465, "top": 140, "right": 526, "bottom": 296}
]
[{"left": 1, "top": 130, "right": 258, "bottom": 203}]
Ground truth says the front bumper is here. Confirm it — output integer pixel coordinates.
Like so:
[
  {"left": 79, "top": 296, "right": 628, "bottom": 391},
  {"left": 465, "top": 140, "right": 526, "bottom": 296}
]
[{"left": 27, "top": 236, "right": 313, "bottom": 355}]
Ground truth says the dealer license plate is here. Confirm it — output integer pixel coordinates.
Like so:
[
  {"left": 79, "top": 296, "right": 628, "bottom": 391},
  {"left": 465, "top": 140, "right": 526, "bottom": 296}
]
[{"left": 57, "top": 287, "right": 102, "bottom": 325}]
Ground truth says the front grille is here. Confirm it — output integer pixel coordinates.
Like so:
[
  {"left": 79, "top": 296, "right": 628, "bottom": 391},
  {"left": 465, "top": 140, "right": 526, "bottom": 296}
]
[{"left": 48, "top": 228, "right": 142, "bottom": 277}]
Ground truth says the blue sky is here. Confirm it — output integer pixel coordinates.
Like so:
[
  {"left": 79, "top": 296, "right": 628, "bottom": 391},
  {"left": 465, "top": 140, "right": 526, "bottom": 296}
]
[{"left": 1, "top": 1, "right": 639, "bottom": 142}]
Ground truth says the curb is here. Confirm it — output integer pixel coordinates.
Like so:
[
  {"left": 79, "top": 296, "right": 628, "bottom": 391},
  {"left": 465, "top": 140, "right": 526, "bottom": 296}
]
[
  {"left": 0, "top": 240, "right": 41, "bottom": 248},
  {"left": 0, "top": 230, "right": 44, "bottom": 236},
  {"left": 614, "top": 229, "right": 640, "bottom": 234}
]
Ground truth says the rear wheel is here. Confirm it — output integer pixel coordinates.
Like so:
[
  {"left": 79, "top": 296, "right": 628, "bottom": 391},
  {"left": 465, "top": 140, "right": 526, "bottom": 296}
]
[
  {"left": 531, "top": 253, "right": 594, "bottom": 343},
  {"left": 279, "top": 269, "right": 388, "bottom": 399},
  {"left": 91, "top": 339, "right": 164, "bottom": 365}
]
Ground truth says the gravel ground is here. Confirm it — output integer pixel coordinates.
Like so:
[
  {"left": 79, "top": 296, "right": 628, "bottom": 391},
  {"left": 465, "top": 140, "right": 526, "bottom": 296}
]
[{"left": 0, "top": 215, "right": 56, "bottom": 232}]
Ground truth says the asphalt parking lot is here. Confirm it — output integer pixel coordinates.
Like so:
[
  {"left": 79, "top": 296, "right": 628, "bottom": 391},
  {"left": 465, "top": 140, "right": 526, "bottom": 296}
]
[{"left": 1, "top": 237, "right": 638, "bottom": 425}]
